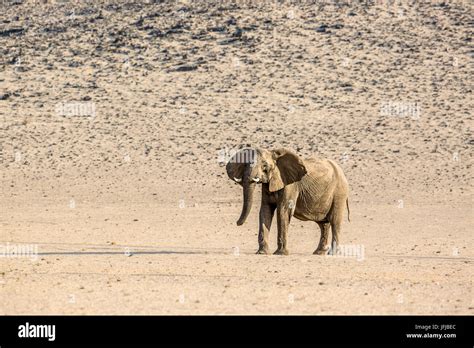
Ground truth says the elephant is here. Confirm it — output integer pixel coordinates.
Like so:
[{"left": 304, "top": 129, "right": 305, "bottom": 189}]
[{"left": 226, "top": 147, "right": 350, "bottom": 256}]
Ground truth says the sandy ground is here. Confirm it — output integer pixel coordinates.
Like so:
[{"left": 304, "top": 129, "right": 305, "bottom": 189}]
[{"left": 0, "top": 0, "right": 473, "bottom": 314}]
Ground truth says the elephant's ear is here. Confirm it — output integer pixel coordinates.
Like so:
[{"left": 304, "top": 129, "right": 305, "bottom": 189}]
[
  {"left": 225, "top": 148, "right": 254, "bottom": 185},
  {"left": 269, "top": 149, "right": 307, "bottom": 192}
]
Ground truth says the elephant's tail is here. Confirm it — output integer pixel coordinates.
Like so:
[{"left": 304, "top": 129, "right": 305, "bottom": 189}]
[{"left": 346, "top": 198, "right": 350, "bottom": 222}]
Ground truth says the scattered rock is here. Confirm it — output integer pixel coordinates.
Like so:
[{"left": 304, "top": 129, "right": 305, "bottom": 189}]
[
  {"left": 43, "top": 26, "right": 67, "bottom": 34},
  {"left": 147, "top": 28, "right": 164, "bottom": 37},
  {"left": 0, "top": 93, "right": 11, "bottom": 100},
  {"left": 316, "top": 25, "right": 328, "bottom": 33},
  {"left": 218, "top": 37, "right": 239, "bottom": 45},
  {"left": 0, "top": 27, "right": 24, "bottom": 36},
  {"left": 209, "top": 26, "right": 226, "bottom": 33},
  {"left": 226, "top": 18, "right": 237, "bottom": 26},
  {"left": 171, "top": 64, "right": 198, "bottom": 72},
  {"left": 231, "top": 27, "right": 243, "bottom": 38}
]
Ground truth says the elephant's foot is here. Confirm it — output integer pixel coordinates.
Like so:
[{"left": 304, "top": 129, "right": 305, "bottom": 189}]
[
  {"left": 256, "top": 247, "right": 269, "bottom": 255},
  {"left": 273, "top": 248, "right": 289, "bottom": 256},
  {"left": 313, "top": 248, "right": 329, "bottom": 255}
]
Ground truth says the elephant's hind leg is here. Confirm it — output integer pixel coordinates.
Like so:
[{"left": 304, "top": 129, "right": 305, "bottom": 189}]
[
  {"left": 328, "top": 200, "right": 345, "bottom": 255},
  {"left": 314, "top": 222, "right": 330, "bottom": 255}
]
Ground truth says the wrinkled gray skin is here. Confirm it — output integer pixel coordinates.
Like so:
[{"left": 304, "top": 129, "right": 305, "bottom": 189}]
[{"left": 226, "top": 148, "right": 350, "bottom": 256}]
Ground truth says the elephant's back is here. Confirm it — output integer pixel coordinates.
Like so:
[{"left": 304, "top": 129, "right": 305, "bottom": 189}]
[
  {"left": 303, "top": 157, "right": 334, "bottom": 176},
  {"left": 302, "top": 157, "right": 349, "bottom": 193},
  {"left": 305, "top": 157, "right": 347, "bottom": 178},
  {"left": 299, "top": 158, "right": 336, "bottom": 196}
]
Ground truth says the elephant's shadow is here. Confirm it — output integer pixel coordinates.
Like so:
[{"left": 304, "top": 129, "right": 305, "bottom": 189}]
[{"left": 37, "top": 250, "right": 205, "bottom": 256}]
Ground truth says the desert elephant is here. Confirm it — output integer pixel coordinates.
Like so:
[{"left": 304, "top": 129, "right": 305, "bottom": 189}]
[{"left": 226, "top": 147, "right": 350, "bottom": 255}]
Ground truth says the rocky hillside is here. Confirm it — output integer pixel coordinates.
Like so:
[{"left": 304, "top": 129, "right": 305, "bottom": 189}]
[{"left": 1, "top": 0, "right": 472, "bottom": 205}]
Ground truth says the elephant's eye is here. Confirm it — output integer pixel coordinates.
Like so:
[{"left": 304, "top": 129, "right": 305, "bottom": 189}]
[{"left": 262, "top": 164, "right": 269, "bottom": 172}]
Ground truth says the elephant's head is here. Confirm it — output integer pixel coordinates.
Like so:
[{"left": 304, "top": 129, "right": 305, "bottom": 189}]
[{"left": 226, "top": 147, "right": 307, "bottom": 225}]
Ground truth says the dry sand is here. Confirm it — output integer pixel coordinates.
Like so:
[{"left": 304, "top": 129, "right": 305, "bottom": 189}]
[{"left": 0, "top": 0, "right": 473, "bottom": 314}]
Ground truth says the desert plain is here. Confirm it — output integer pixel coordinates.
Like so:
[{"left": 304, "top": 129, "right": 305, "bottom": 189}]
[{"left": 0, "top": 0, "right": 473, "bottom": 314}]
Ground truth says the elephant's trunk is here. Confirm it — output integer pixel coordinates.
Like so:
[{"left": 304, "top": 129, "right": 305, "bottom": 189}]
[{"left": 236, "top": 180, "right": 256, "bottom": 226}]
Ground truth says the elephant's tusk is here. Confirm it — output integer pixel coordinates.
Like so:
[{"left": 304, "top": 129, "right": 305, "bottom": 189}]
[
  {"left": 233, "top": 177, "right": 242, "bottom": 183},
  {"left": 251, "top": 177, "right": 260, "bottom": 183}
]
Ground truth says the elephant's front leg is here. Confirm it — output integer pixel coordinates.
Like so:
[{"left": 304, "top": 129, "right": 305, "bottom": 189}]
[
  {"left": 257, "top": 203, "right": 275, "bottom": 254},
  {"left": 274, "top": 196, "right": 296, "bottom": 255}
]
